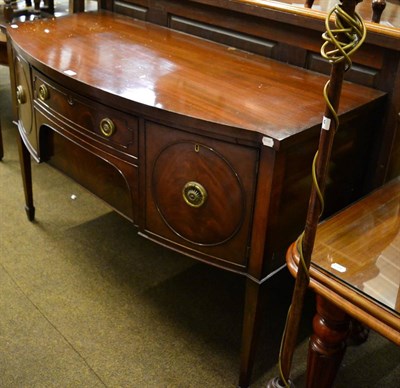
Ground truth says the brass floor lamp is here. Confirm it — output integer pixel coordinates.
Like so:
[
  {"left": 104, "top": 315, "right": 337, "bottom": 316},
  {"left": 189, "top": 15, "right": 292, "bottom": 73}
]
[{"left": 267, "top": 1, "right": 367, "bottom": 387}]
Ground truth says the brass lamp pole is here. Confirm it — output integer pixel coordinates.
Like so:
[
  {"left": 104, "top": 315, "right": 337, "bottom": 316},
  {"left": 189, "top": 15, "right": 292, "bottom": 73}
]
[{"left": 267, "top": 1, "right": 367, "bottom": 387}]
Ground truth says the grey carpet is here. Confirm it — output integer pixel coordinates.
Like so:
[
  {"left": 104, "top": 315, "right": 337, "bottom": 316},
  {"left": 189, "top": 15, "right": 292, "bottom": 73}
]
[{"left": 0, "top": 63, "right": 399, "bottom": 387}]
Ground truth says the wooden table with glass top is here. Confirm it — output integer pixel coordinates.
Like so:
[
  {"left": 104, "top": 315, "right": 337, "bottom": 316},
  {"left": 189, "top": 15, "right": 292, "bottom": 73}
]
[{"left": 286, "top": 176, "right": 400, "bottom": 387}]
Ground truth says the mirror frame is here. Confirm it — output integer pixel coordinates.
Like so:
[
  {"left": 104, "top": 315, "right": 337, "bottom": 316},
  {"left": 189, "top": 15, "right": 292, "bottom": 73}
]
[{"left": 191, "top": 0, "right": 400, "bottom": 43}]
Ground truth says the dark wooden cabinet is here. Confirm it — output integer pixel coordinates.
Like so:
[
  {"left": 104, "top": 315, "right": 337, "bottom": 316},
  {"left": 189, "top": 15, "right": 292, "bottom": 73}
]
[{"left": 6, "top": 5, "right": 393, "bottom": 386}]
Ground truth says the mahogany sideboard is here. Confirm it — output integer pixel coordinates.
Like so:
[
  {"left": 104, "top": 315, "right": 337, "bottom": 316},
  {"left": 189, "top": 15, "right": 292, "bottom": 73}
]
[{"left": 6, "top": 9, "right": 386, "bottom": 387}]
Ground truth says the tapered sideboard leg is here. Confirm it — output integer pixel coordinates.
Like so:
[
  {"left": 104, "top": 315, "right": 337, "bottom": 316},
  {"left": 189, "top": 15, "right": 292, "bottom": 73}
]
[
  {"left": 0, "top": 122, "right": 3, "bottom": 160},
  {"left": 306, "top": 294, "right": 350, "bottom": 388},
  {"left": 239, "top": 277, "right": 265, "bottom": 388},
  {"left": 17, "top": 134, "right": 35, "bottom": 221}
]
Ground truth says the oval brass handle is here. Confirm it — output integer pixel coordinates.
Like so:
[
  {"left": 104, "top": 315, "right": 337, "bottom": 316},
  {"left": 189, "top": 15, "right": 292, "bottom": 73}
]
[
  {"left": 99, "top": 118, "right": 116, "bottom": 137},
  {"left": 182, "top": 181, "right": 207, "bottom": 208},
  {"left": 16, "top": 85, "right": 26, "bottom": 105},
  {"left": 38, "top": 84, "right": 49, "bottom": 101}
]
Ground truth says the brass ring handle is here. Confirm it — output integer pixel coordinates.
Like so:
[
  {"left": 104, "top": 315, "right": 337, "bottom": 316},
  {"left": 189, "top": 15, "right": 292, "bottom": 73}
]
[
  {"left": 182, "top": 181, "right": 207, "bottom": 208},
  {"left": 99, "top": 118, "right": 116, "bottom": 137},
  {"left": 38, "top": 84, "right": 49, "bottom": 101},
  {"left": 16, "top": 85, "right": 26, "bottom": 105}
]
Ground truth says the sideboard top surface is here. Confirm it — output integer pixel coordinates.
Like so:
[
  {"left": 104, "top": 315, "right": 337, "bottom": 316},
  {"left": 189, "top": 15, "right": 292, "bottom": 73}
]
[{"left": 7, "top": 11, "right": 385, "bottom": 143}]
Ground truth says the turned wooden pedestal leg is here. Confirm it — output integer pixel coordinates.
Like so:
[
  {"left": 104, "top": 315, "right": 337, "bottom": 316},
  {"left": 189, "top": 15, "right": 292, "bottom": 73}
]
[
  {"left": 17, "top": 134, "right": 35, "bottom": 221},
  {"left": 306, "top": 294, "right": 350, "bottom": 388}
]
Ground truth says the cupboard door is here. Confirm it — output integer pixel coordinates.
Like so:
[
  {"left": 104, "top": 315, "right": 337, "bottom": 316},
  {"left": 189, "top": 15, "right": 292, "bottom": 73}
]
[
  {"left": 145, "top": 121, "right": 259, "bottom": 269},
  {"left": 14, "top": 54, "right": 37, "bottom": 158}
]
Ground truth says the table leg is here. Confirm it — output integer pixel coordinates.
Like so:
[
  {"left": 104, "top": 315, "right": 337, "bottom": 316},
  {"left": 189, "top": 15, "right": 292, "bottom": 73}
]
[
  {"left": 0, "top": 121, "right": 3, "bottom": 160},
  {"left": 306, "top": 294, "right": 350, "bottom": 388},
  {"left": 347, "top": 319, "right": 369, "bottom": 346},
  {"left": 17, "top": 134, "right": 35, "bottom": 221},
  {"left": 239, "top": 277, "right": 265, "bottom": 388}
]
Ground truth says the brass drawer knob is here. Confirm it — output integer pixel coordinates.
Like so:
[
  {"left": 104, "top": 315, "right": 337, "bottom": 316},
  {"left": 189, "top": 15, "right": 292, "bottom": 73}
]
[
  {"left": 38, "top": 84, "right": 49, "bottom": 101},
  {"left": 16, "top": 85, "right": 26, "bottom": 104},
  {"left": 182, "top": 181, "right": 207, "bottom": 208},
  {"left": 99, "top": 118, "right": 116, "bottom": 137}
]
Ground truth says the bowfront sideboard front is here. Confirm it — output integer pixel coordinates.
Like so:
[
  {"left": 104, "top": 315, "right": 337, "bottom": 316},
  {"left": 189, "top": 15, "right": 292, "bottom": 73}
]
[{"left": 7, "top": 10, "right": 386, "bottom": 386}]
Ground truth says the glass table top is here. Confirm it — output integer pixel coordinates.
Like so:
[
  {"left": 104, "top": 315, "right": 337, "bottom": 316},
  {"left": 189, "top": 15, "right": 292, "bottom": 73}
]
[{"left": 311, "top": 176, "right": 400, "bottom": 315}]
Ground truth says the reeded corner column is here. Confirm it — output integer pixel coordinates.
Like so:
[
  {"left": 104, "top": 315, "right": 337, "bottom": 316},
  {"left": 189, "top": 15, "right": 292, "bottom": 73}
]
[{"left": 306, "top": 295, "right": 350, "bottom": 388}]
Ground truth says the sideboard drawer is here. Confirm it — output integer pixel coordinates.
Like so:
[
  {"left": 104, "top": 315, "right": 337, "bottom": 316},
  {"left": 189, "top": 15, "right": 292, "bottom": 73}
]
[
  {"left": 33, "top": 71, "right": 138, "bottom": 157},
  {"left": 144, "top": 121, "right": 259, "bottom": 268}
]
